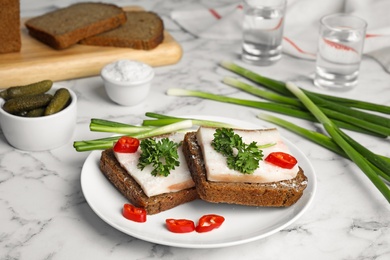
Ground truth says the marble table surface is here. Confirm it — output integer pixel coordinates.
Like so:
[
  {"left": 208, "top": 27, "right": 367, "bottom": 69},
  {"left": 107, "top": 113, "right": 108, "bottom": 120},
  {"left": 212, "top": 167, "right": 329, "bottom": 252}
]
[{"left": 1, "top": 0, "right": 389, "bottom": 259}]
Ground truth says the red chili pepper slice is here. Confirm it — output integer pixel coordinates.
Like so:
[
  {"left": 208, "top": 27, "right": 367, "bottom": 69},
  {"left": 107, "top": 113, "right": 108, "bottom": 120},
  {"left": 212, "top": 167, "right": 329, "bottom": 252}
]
[
  {"left": 113, "top": 136, "right": 140, "bottom": 153},
  {"left": 122, "top": 203, "right": 147, "bottom": 223},
  {"left": 166, "top": 218, "right": 195, "bottom": 233},
  {"left": 265, "top": 152, "right": 297, "bottom": 169},
  {"left": 195, "top": 214, "right": 225, "bottom": 233}
]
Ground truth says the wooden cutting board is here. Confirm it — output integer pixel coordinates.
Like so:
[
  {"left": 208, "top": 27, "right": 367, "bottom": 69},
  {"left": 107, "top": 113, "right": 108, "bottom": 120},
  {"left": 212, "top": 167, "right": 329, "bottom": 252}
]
[{"left": 0, "top": 6, "right": 182, "bottom": 88}]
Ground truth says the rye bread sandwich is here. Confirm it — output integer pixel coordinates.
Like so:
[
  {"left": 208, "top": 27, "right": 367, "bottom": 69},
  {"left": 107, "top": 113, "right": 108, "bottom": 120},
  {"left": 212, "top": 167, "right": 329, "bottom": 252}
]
[
  {"left": 99, "top": 132, "right": 198, "bottom": 215},
  {"left": 25, "top": 2, "right": 127, "bottom": 49},
  {"left": 182, "top": 127, "right": 308, "bottom": 207}
]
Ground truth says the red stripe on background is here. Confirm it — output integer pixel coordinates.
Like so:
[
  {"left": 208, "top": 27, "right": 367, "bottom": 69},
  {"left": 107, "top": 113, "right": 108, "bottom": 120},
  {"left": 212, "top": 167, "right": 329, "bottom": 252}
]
[
  {"left": 209, "top": 8, "right": 221, "bottom": 19},
  {"left": 283, "top": 37, "right": 316, "bottom": 56}
]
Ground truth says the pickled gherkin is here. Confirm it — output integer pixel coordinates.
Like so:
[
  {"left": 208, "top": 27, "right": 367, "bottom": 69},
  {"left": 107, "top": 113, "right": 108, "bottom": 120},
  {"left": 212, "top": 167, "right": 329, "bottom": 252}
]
[
  {"left": 5, "top": 80, "right": 53, "bottom": 99},
  {"left": 3, "top": 94, "right": 53, "bottom": 114},
  {"left": 0, "top": 89, "right": 8, "bottom": 100},
  {"left": 44, "top": 88, "right": 71, "bottom": 116},
  {"left": 26, "top": 107, "right": 46, "bottom": 117}
]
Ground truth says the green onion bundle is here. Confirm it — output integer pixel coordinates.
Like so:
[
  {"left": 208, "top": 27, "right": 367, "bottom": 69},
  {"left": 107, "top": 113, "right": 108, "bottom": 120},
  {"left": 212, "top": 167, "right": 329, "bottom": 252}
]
[{"left": 73, "top": 114, "right": 238, "bottom": 152}]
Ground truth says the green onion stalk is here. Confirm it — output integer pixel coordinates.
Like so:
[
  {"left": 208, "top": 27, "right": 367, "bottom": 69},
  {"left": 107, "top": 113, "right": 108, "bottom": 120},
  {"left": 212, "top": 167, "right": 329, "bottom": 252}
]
[
  {"left": 73, "top": 120, "right": 193, "bottom": 152},
  {"left": 142, "top": 112, "right": 238, "bottom": 128},
  {"left": 284, "top": 81, "right": 390, "bottom": 203},
  {"left": 167, "top": 88, "right": 314, "bottom": 119},
  {"left": 89, "top": 118, "right": 156, "bottom": 134}
]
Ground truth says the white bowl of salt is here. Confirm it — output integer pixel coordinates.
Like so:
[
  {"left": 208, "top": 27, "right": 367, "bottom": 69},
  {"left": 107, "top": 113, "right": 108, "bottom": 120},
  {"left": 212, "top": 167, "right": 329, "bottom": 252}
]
[{"left": 101, "top": 59, "right": 155, "bottom": 106}]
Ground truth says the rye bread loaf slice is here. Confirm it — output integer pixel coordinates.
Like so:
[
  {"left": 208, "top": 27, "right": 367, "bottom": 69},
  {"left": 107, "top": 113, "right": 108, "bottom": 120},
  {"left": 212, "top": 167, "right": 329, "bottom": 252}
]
[
  {"left": 182, "top": 131, "right": 308, "bottom": 207},
  {"left": 100, "top": 148, "right": 198, "bottom": 215},
  {"left": 25, "top": 2, "right": 127, "bottom": 49},
  {"left": 0, "top": 0, "right": 21, "bottom": 53},
  {"left": 80, "top": 11, "right": 164, "bottom": 50}
]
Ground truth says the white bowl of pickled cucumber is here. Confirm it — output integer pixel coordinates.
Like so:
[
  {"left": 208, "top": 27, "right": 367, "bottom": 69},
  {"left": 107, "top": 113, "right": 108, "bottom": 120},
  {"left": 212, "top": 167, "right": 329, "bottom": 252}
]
[{"left": 0, "top": 80, "right": 77, "bottom": 151}]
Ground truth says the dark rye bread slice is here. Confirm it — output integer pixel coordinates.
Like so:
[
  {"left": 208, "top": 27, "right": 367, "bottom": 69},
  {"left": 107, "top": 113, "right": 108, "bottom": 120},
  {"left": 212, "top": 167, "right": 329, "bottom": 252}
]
[
  {"left": 80, "top": 11, "right": 164, "bottom": 50},
  {"left": 182, "top": 132, "right": 308, "bottom": 207},
  {"left": 99, "top": 148, "right": 199, "bottom": 215},
  {"left": 25, "top": 2, "right": 127, "bottom": 49},
  {"left": 0, "top": 0, "right": 21, "bottom": 53}
]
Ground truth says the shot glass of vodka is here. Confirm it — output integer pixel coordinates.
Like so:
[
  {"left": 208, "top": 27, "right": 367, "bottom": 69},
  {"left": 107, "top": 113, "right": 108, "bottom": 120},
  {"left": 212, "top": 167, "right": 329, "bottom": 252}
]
[
  {"left": 314, "top": 13, "right": 367, "bottom": 91},
  {"left": 242, "top": 0, "right": 286, "bottom": 66}
]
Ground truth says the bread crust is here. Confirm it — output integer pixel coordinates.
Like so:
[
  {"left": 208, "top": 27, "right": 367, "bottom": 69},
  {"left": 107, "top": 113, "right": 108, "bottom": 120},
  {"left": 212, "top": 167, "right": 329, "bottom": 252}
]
[
  {"left": 182, "top": 131, "right": 308, "bottom": 207},
  {"left": 80, "top": 11, "right": 164, "bottom": 50},
  {"left": 25, "top": 3, "right": 127, "bottom": 49},
  {"left": 99, "top": 148, "right": 198, "bottom": 215},
  {"left": 0, "top": 0, "right": 21, "bottom": 53}
]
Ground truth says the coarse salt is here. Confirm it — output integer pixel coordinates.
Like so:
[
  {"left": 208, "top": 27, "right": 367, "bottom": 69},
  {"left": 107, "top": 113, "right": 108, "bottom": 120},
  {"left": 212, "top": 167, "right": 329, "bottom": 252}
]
[{"left": 102, "top": 60, "right": 153, "bottom": 83}]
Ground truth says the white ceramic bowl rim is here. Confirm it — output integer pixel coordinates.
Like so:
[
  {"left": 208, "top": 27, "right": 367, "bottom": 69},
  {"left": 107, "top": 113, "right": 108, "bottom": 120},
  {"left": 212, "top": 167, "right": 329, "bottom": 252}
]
[
  {"left": 101, "top": 69, "right": 155, "bottom": 86},
  {"left": 100, "top": 61, "right": 155, "bottom": 86}
]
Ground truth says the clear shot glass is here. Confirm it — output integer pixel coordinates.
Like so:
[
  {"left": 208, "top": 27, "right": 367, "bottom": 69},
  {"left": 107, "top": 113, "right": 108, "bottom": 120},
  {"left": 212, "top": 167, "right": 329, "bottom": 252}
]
[
  {"left": 314, "top": 13, "right": 367, "bottom": 91},
  {"left": 241, "top": 0, "right": 287, "bottom": 66}
]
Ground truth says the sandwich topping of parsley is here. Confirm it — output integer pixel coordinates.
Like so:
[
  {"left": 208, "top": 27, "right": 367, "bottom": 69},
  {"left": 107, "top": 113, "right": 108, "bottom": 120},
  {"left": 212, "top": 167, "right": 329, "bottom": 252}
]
[
  {"left": 136, "top": 128, "right": 267, "bottom": 177},
  {"left": 137, "top": 138, "right": 181, "bottom": 177},
  {"left": 211, "top": 128, "right": 264, "bottom": 174}
]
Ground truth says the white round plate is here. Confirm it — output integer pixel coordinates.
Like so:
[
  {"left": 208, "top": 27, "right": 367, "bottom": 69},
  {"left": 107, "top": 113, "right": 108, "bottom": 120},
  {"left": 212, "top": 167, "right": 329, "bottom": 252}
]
[{"left": 80, "top": 115, "right": 317, "bottom": 248}]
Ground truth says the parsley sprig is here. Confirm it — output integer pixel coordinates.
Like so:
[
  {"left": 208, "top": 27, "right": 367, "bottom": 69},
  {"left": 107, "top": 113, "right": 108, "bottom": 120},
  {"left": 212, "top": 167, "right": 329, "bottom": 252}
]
[
  {"left": 212, "top": 128, "right": 263, "bottom": 174},
  {"left": 137, "top": 138, "right": 180, "bottom": 177}
]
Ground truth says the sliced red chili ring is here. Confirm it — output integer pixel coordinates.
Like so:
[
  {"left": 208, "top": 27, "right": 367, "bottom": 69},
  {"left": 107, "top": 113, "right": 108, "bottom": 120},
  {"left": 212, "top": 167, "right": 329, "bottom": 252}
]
[
  {"left": 195, "top": 214, "right": 225, "bottom": 233},
  {"left": 265, "top": 152, "right": 297, "bottom": 169},
  {"left": 114, "top": 136, "right": 140, "bottom": 153},
  {"left": 122, "top": 203, "right": 147, "bottom": 223},
  {"left": 166, "top": 218, "right": 195, "bottom": 233}
]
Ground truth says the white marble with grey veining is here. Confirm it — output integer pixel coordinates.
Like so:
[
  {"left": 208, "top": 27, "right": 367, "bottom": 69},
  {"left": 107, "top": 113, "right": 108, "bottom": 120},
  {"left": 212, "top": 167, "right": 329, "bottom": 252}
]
[{"left": 1, "top": 0, "right": 389, "bottom": 259}]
